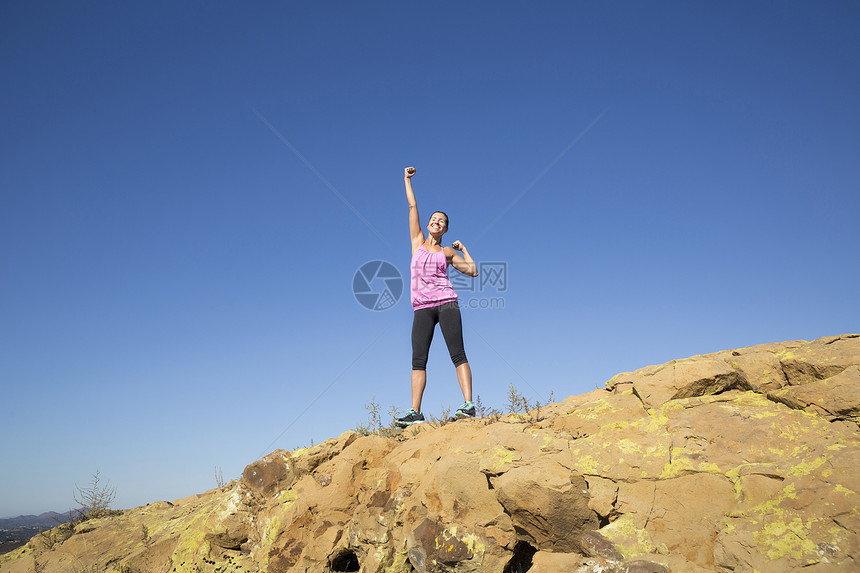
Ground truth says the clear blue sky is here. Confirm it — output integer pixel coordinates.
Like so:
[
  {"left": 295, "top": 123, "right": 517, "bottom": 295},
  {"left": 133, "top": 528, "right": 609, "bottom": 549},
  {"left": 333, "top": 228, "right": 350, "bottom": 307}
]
[{"left": 2, "top": 1, "right": 858, "bottom": 517}]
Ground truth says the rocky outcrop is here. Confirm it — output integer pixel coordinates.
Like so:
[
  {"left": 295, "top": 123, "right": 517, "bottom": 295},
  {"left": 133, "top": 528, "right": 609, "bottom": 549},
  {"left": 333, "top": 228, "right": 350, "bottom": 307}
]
[{"left": 2, "top": 334, "right": 858, "bottom": 572}]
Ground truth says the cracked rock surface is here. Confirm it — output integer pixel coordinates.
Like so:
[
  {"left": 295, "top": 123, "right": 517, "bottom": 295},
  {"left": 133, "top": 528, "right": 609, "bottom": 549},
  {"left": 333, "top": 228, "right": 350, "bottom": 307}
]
[{"left": 2, "top": 334, "right": 858, "bottom": 572}]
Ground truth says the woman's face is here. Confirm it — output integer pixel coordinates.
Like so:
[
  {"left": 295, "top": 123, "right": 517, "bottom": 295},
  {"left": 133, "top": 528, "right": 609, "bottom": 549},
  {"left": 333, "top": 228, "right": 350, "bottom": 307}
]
[{"left": 428, "top": 212, "right": 448, "bottom": 235}]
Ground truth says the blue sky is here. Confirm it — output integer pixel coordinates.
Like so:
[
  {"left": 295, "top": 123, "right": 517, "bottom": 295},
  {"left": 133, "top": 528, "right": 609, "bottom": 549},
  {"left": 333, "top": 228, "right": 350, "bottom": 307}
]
[{"left": 1, "top": 1, "right": 858, "bottom": 517}]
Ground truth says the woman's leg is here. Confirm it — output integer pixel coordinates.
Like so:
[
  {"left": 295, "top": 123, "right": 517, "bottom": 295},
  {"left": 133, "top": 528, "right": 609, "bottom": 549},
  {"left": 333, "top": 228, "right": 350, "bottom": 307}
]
[
  {"left": 438, "top": 302, "right": 471, "bottom": 402},
  {"left": 455, "top": 362, "right": 472, "bottom": 403},
  {"left": 410, "top": 307, "right": 438, "bottom": 412},
  {"left": 410, "top": 370, "right": 427, "bottom": 412}
]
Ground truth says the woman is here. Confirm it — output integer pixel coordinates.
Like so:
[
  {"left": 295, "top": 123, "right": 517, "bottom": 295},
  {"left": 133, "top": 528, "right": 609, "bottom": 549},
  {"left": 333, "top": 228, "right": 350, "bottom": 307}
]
[{"left": 395, "top": 166, "right": 479, "bottom": 427}]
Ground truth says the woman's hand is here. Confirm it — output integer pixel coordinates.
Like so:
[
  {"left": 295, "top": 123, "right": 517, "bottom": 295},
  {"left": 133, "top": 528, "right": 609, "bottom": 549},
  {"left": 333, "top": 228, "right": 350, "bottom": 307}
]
[
  {"left": 405, "top": 166, "right": 416, "bottom": 179},
  {"left": 452, "top": 240, "right": 465, "bottom": 251}
]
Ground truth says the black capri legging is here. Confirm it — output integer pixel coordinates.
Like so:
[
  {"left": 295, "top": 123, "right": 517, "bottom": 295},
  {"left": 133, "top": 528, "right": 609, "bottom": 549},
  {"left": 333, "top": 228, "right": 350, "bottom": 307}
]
[{"left": 411, "top": 301, "right": 468, "bottom": 370}]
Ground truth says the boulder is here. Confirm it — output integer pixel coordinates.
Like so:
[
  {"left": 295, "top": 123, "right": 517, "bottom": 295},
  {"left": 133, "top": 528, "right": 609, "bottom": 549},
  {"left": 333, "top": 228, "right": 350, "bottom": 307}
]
[
  {"left": 606, "top": 357, "right": 750, "bottom": 409},
  {"left": 241, "top": 449, "right": 296, "bottom": 498},
  {"left": 768, "top": 364, "right": 860, "bottom": 425},
  {"left": 493, "top": 461, "right": 599, "bottom": 552}
]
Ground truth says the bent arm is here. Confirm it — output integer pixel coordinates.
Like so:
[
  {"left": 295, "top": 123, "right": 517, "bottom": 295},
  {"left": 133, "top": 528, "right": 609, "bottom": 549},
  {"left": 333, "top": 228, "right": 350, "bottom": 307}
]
[
  {"left": 446, "top": 243, "right": 478, "bottom": 277},
  {"left": 405, "top": 167, "right": 424, "bottom": 253}
]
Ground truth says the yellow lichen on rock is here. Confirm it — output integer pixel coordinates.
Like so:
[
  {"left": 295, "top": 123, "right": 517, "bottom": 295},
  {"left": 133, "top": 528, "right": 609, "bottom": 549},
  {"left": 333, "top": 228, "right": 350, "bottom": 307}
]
[
  {"left": 276, "top": 489, "right": 297, "bottom": 506},
  {"left": 168, "top": 509, "right": 214, "bottom": 572},
  {"left": 659, "top": 455, "right": 722, "bottom": 479},
  {"left": 755, "top": 516, "right": 820, "bottom": 562},
  {"left": 487, "top": 446, "right": 515, "bottom": 472},
  {"left": 599, "top": 515, "right": 661, "bottom": 557}
]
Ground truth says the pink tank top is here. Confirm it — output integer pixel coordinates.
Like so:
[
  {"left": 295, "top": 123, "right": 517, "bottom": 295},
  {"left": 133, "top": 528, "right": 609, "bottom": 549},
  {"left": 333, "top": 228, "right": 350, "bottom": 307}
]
[{"left": 410, "top": 245, "right": 458, "bottom": 310}]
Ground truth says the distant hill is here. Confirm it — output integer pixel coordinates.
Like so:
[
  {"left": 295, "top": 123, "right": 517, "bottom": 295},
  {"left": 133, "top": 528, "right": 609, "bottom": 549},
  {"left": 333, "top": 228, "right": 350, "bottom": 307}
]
[
  {"left": 0, "top": 512, "right": 72, "bottom": 530},
  {"left": 0, "top": 511, "right": 75, "bottom": 555}
]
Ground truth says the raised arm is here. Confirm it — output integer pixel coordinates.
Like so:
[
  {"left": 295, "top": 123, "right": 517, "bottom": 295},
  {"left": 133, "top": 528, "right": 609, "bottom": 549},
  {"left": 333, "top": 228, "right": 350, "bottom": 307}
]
[{"left": 405, "top": 167, "right": 425, "bottom": 254}]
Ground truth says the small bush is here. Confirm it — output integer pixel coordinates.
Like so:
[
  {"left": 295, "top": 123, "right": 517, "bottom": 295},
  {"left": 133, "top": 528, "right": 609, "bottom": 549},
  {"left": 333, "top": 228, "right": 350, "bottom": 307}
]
[
  {"left": 366, "top": 397, "right": 383, "bottom": 432},
  {"left": 355, "top": 397, "right": 403, "bottom": 436},
  {"left": 354, "top": 421, "right": 372, "bottom": 436},
  {"left": 72, "top": 470, "right": 117, "bottom": 522},
  {"left": 439, "top": 404, "right": 452, "bottom": 425},
  {"left": 506, "top": 383, "right": 554, "bottom": 424},
  {"left": 475, "top": 394, "right": 503, "bottom": 420}
]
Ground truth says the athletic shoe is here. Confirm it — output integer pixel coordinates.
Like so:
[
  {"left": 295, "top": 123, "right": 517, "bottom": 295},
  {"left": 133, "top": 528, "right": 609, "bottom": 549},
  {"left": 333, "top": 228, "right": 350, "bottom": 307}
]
[
  {"left": 395, "top": 408, "right": 425, "bottom": 427},
  {"left": 455, "top": 401, "right": 476, "bottom": 418}
]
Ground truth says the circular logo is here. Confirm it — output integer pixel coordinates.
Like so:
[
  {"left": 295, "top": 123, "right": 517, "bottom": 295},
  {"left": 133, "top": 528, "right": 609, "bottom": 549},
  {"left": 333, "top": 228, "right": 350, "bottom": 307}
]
[{"left": 352, "top": 260, "right": 403, "bottom": 311}]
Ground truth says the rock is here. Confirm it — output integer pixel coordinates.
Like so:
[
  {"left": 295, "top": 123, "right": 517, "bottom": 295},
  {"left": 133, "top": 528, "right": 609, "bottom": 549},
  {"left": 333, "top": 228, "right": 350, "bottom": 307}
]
[
  {"left": 607, "top": 357, "right": 750, "bottom": 409},
  {"left": 530, "top": 550, "right": 583, "bottom": 569},
  {"left": 730, "top": 350, "right": 787, "bottom": 392},
  {"left": 579, "top": 530, "right": 623, "bottom": 561},
  {"left": 407, "top": 518, "right": 479, "bottom": 572},
  {"left": 202, "top": 486, "right": 253, "bottom": 550},
  {"left": 72, "top": 521, "right": 98, "bottom": 534},
  {"left": 493, "top": 461, "right": 599, "bottom": 552},
  {"left": 769, "top": 364, "right": 860, "bottom": 425},
  {"left": 241, "top": 449, "right": 296, "bottom": 498},
  {"left": 583, "top": 476, "right": 618, "bottom": 521},
  {"left": 290, "top": 430, "right": 358, "bottom": 475},
  {"left": 776, "top": 334, "right": 859, "bottom": 385},
  {"left": 3, "top": 334, "right": 858, "bottom": 573},
  {"left": 615, "top": 560, "right": 669, "bottom": 573},
  {"left": 241, "top": 432, "right": 358, "bottom": 500}
]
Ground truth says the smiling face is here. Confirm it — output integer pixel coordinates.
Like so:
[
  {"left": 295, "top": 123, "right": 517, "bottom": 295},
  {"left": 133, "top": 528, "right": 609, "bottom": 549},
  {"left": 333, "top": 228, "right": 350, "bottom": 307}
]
[{"left": 427, "top": 211, "right": 449, "bottom": 236}]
